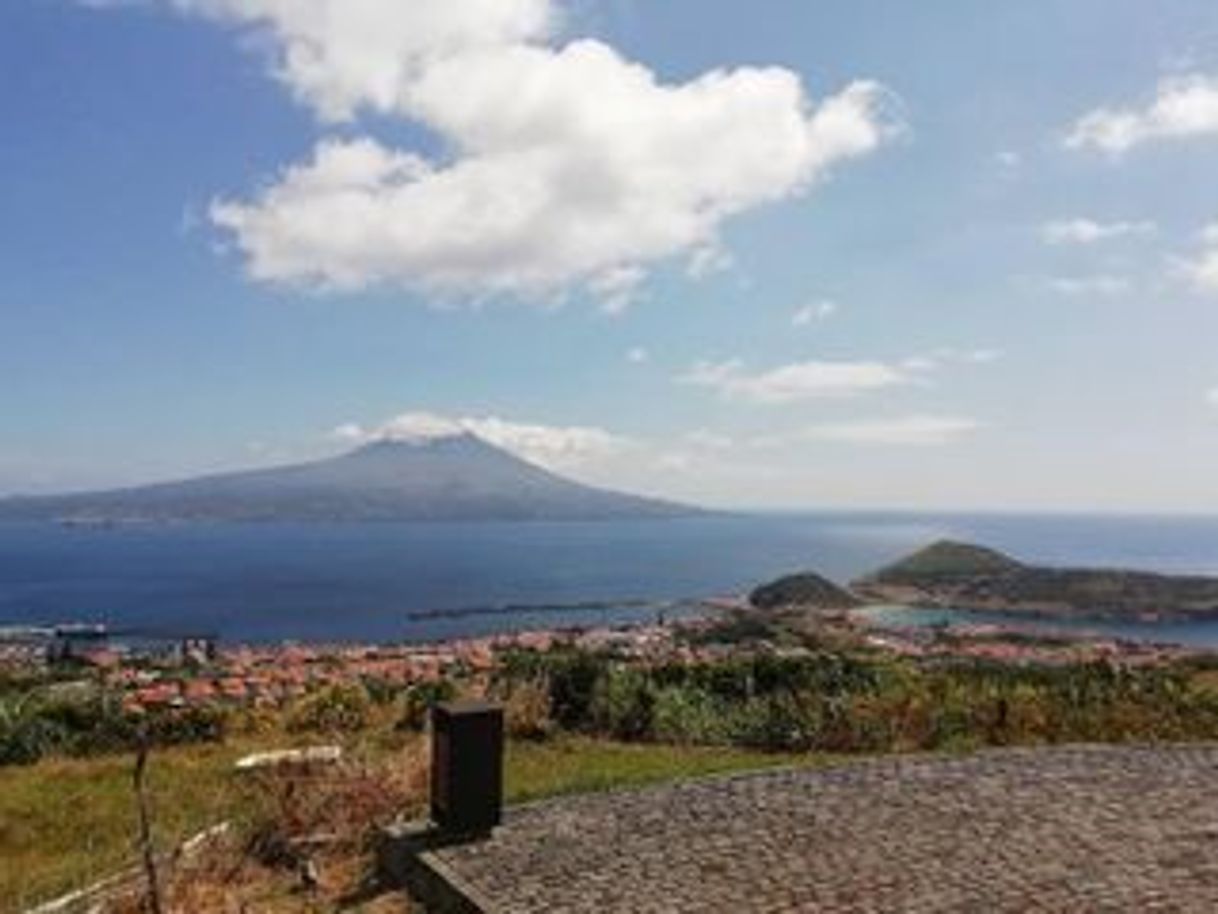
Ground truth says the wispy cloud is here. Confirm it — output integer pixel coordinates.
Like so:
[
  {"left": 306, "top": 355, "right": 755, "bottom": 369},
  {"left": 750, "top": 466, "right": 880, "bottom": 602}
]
[
  {"left": 1040, "top": 218, "right": 1156, "bottom": 245},
  {"left": 802, "top": 414, "right": 981, "bottom": 446},
  {"left": 1176, "top": 223, "right": 1218, "bottom": 294},
  {"left": 791, "top": 299, "right": 838, "bottom": 326},
  {"left": 900, "top": 348, "right": 1001, "bottom": 372},
  {"left": 678, "top": 358, "right": 911, "bottom": 403},
  {"left": 680, "top": 344, "right": 997, "bottom": 405},
  {"left": 1065, "top": 73, "right": 1218, "bottom": 154},
  {"left": 1048, "top": 275, "right": 1132, "bottom": 296}
]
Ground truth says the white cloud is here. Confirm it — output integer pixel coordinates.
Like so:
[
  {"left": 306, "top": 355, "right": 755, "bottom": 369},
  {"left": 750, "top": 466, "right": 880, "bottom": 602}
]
[
  {"left": 679, "top": 358, "right": 910, "bottom": 404},
  {"left": 802, "top": 415, "right": 981, "bottom": 446},
  {"left": 900, "top": 348, "right": 1001, "bottom": 372},
  {"left": 161, "top": 0, "right": 898, "bottom": 305},
  {"left": 1066, "top": 74, "right": 1218, "bottom": 154},
  {"left": 1179, "top": 224, "right": 1218, "bottom": 294},
  {"left": 791, "top": 299, "right": 838, "bottom": 326},
  {"left": 587, "top": 265, "right": 646, "bottom": 315},
  {"left": 1048, "top": 275, "right": 1132, "bottom": 296},
  {"left": 1040, "top": 218, "right": 1156, "bottom": 245},
  {"left": 625, "top": 346, "right": 649, "bottom": 364},
  {"left": 333, "top": 411, "right": 628, "bottom": 468},
  {"left": 680, "top": 344, "right": 997, "bottom": 405},
  {"left": 1206, "top": 387, "right": 1218, "bottom": 407},
  {"left": 1184, "top": 250, "right": 1218, "bottom": 293},
  {"left": 686, "top": 244, "right": 734, "bottom": 280},
  {"left": 331, "top": 422, "right": 367, "bottom": 442},
  {"left": 175, "top": 0, "right": 557, "bottom": 122}
]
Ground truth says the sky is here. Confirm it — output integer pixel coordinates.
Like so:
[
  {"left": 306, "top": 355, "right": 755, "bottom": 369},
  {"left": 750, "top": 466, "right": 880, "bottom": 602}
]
[{"left": 3, "top": 0, "right": 1218, "bottom": 511}]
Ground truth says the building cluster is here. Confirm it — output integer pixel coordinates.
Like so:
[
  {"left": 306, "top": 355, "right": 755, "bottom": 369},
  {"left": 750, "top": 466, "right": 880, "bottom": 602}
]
[
  {"left": 5, "top": 612, "right": 1202, "bottom": 718},
  {"left": 863, "top": 623, "right": 1192, "bottom": 667},
  {"left": 97, "top": 625, "right": 695, "bottom": 714}
]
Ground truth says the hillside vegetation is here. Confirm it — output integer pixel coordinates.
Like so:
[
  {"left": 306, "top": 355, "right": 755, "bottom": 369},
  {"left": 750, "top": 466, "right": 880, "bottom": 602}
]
[
  {"left": 854, "top": 540, "right": 1218, "bottom": 620},
  {"left": 749, "top": 571, "right": 861, "bottom": 611},
  {"left": 864, "top": 540, "right": 1025, "bottom": 582}
]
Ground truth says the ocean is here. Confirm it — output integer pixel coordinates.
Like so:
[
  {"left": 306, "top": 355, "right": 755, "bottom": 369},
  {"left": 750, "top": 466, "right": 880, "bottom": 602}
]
[{"left": 1, "top": 512, "right": 1218, "bottom": 645}]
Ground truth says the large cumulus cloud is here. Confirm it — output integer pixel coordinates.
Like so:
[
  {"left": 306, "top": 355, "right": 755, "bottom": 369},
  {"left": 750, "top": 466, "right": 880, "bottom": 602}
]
[{"left": 167, "top": 0, "right": 898, "bottom": 306}]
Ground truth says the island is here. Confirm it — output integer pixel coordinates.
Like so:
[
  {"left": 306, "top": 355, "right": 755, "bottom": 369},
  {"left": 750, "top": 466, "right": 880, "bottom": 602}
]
[
  {"left": 851, "top": 539, "right": 1218, "bottom": 621},
  {"left": 0, "top": 433, "right": 697, "bottom": 524},
  {"left": 748, "top": 571, "right": 862, "bottom": 612}
]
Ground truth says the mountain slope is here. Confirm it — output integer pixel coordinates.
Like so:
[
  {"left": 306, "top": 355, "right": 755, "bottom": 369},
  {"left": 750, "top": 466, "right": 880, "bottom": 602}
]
[{"left": 0, "top": 434, "right": 698, "bottom": 523}]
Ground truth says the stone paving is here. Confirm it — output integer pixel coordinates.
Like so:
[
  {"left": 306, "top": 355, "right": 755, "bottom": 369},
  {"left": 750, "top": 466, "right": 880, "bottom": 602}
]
[{"left": 423, "top": 744, "right": 1218, "bottom": 912}]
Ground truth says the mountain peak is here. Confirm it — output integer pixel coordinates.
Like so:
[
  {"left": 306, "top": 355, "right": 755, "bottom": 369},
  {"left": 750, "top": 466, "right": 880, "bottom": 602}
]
[{"left": 0, "top": 429, "right": 697, "bottom": 523}]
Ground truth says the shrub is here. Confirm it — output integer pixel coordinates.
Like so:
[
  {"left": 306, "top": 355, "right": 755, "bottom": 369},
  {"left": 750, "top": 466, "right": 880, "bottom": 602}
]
[
  {"left": 1, "top": 688, "right": 228, "bottom": 766},
  {"left": 235, "top": 743, "right": 431, "bottom": 882},
  {"left": 547, "top": 652, "right": 607, "bottom": 730},
  {"left": 503, "top": 678, "right": 553, "bottom": 740},
  {"left": 145, "top": 706, "right": 227, "bottom": 747},
  {"left": 492, "top": 645, "right": 1218, "bottom": 756},
  {"left": 360, "top": 676, "right": 404, "bottom": 706},
  {"left": 0, "top": 714, "right": 68, "bottom": 765},
  {"left": 287, "top": 684, "right": 372, "bottom": 735},
  {"left": 650, "top": 687, "right": 727, "bottom": 744},
  {"left": 590, "top": 666, "right": 655, "bottom": 740},
  {"left": 397, "top": 680, "right": 457, "bottom": 732}
]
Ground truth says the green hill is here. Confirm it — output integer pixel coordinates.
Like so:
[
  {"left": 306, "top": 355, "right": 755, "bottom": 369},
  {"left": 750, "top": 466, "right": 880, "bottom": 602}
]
[
  {"left": 854, "top": 540, "right": 1218, "bottom": 620},
  {"left": 865, "top": 540, "right": 1024, "bottom": 583},
  {"left": 749, "top": 572, "right": 861, "bottom": 611}
]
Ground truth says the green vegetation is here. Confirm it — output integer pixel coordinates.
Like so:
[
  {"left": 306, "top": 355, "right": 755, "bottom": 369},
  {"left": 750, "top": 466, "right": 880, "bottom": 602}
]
[
  {"left": 10, "top": 644, "right": 1218, "bottom": 909},
  {"left": 498, "top": 649, "right": 1218, "bottom": 753},
  {"left": 0, "top": 680, "right": 225, "bottom": 766},
  {"left": 0, "top": 740, "right": 248, "bottom": 911},
  {"left": 855, "top": 539, "right": 1218, "bottom": 619},
  {"left": 397, "top": 679, "right": 458, "bottom": 732},
  {"left": 748, "top": 571, "right": 861, "bottom": 610},
  {"left": 0, "top": 731, "right": 806, "bottom": 911},
  {"left": 285, "top": 682, "right": 374, "bottom": 734},
  {"left": 505, "top": 737, "right": 813, "bottom": 803},
  {"left": 866, "top": 540, "right": 1025, "bottom": 583}
]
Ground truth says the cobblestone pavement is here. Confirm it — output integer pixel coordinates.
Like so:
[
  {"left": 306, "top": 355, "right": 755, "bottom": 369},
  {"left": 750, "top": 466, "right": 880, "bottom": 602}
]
[{"left": 427, "top": 744, "right": 1218, "bottom": 912}]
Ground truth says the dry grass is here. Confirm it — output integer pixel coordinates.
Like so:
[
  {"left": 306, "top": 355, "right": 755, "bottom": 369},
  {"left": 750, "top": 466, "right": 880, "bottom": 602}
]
[
  {"left": 501, "top": 677, "right": 554, "bottom": 740},
  {"left": 105, "top": 743, "right": 431, "bottom": 913},
  {"left": 240, "top": 744, "right": 430, "bottom": 861},
  {"left": 1, "top": 724, "right": 810, "bottom": 912},
  {"left": 0, "top": 740, "right": 246, "bottom": 911}
]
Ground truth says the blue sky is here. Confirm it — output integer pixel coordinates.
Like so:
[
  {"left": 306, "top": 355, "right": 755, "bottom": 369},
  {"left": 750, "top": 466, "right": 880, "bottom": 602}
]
[{"left": 3, "top": 0, "right": 1218, "bottom": 510}]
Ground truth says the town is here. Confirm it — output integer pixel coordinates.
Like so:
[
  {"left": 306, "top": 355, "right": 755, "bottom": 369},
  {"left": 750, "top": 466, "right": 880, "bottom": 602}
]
[{"left": 3, "top": 607, "right": 1203, "bottom": 719}]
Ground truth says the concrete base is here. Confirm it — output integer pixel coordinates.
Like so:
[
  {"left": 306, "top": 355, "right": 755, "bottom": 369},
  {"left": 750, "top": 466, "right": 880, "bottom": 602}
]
[{"left": 375, "top": 819, "right": 496, "bottom": 913}]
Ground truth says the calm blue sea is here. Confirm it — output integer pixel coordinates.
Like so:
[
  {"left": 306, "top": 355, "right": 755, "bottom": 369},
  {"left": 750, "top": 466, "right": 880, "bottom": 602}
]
[{"left": 1, "top": 512, "right": 1217, "bottom": 645}]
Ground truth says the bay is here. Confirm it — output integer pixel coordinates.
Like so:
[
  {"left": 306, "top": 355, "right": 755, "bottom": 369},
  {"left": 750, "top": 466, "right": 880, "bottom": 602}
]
[{"left": 1, "top": 512, "right": 1217, "bottom": 644}]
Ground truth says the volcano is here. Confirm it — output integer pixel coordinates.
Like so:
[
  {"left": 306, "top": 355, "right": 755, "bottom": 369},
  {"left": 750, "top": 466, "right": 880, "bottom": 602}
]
[{"left": 0, "top": 434, "right": 698, "bottom": 523}]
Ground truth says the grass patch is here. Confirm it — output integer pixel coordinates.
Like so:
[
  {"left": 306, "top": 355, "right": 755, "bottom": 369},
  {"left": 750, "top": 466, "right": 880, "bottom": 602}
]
[
  {"left": 0, "top": 735, "right": 809, "bottom": 911},
  {"left": 506, "top": 736, "right": 813, "bottom": 804},
  {"left": 0, "top": 740, "right": 251, "bottom": 912}
]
